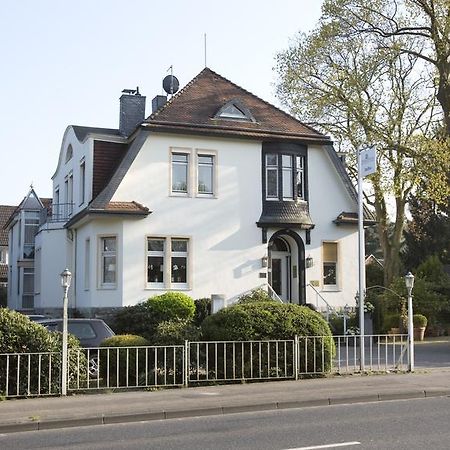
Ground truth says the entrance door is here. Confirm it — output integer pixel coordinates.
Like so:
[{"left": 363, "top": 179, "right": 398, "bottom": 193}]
[{"left": 271, "top": 251, "right": 290, "bottom": 301}]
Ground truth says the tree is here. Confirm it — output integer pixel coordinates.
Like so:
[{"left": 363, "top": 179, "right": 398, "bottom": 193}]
[
  {"left": 276, "top": 9, "right": 442, "bottom": 285},
  {"left": 403, "top": 194, "right": 450, "bottom": 269},
  {"left": 322, "top": 0, "right": 450, "bottom": 135}
]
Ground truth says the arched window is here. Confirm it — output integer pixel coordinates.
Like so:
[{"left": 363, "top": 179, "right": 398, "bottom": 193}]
[{"left": 65, "top": 145, "right": 73, "bottom": 163}]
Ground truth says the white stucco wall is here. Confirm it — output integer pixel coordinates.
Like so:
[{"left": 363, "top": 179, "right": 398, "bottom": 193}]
[
  {"left": 110, "top": 133, "right": 266, "bottom": 306},
  {"left": 304, "top": 145, "right": 359, "bottom": 308}
]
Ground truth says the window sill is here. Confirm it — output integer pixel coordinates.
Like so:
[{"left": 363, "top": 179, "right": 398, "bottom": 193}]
[
  {"left": 97, "top": 285, "right": 117, "bottom": 290},
  {"left": 170, "top": 192, "right": 190, "bottom": 198},
  {"left": 145, "top": 286, "right": 191, "bottom": 291},
  {"left": 321, "top": 286, "right": 341, "bottom": 293}
]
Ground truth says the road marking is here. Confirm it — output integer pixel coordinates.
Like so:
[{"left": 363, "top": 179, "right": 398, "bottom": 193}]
[{"left": 284, "top": 442, "right": 361, "bottom": 450}]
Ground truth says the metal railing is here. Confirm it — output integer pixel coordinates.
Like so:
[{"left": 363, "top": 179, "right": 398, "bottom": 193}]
[
  {"left": 0, "top": 352, "right": 61, "bottom": 397},
  {"left": 39, "top": 203, "right": 74, "bottom": 225},
  {"left": 0, "top": 335, "right": 409, "bottom": 398}
]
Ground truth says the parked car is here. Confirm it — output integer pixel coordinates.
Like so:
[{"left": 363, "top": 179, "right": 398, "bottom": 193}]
[
  {"left": 36, "top": 318, "right": 115, "bottom": 376},
  {"left": 23, "top": 314, "right": 51, "bottom": 322}
]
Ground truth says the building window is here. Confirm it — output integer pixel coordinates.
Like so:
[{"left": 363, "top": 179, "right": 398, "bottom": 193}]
[
  {"left": 0, "top": 248, "right": 7, "bottom": 264},
  {"left": 171, "top": 153, "right": 189, "bottom": 194},
  {"left": 22, "top": 268, "right": 34, "bottom": 309},
  {"left": 80, "top": 160, "right": 86, "bottom": 205},
  {"left": 265, "top": 153, "right": 306, "bottom": 201},
  {"left": 23, "top": 212, "right": 40, "bottom": 259},
  {"left": 85, "top": 239, "right": 90, "bottom": 290},
  {"left": 323, "top": 242, "right": 338, "bottom": 288},
  {"left": 197, "top": 154, "right": 214, "bottom": 195},
  {"left": 147, "top": 238, "right": 165, "bottom": 286},
  {"left": 171, "top": 238, "right": 188, "bottom": 285},
  {"left": 296, "top": 156, "right": 305, "bottom": 199},
  {"left": 265, "top": 154, "right": 278, "bottom": 199},
  {"left": 282, "top": 155, "right": 294, "bottom": 200},
  {"left": 35, "top": 247, "right": 41, "bottom": 294},
  {"left": 146, "top": 237, "right": 190, "bottom": 289},
  {"left": 65, "top": 144, "right": 73, "bottom": 163},
  {"left": 100, "top": 237, "right": 117, "bottom": 287}
]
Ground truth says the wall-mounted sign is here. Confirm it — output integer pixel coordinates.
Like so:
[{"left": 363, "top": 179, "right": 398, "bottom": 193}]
[{"left": 361, "top": 146, "right": 377, "bottom": 176}]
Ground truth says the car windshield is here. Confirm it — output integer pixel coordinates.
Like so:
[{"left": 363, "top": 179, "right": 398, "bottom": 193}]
[{"left": 68, "top": 322, "right": 97, "bottom": 339}]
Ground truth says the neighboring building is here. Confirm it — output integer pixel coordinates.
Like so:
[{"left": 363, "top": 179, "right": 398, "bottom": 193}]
[
  {"left": 0, "top": 205, "right": 16, "bottom": 289},
  {"left": 4, "top": 189, "right": 50, "bottom": 310},
  {"left": 31, "top": 68, "right": 373, "bottom": 316}
]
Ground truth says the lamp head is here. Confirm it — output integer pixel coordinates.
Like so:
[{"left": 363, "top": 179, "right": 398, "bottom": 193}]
[
  {"left": 405, "top": 272, "right": 414, "bottom": 290},
  {"left": 60, "top": 268, "right": 72, "bottom": 288}
]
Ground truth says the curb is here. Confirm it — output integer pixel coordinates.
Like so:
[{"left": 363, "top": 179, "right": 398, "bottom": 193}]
[{"left": 1, "top": 389, "right": 449, "bottom": 434}]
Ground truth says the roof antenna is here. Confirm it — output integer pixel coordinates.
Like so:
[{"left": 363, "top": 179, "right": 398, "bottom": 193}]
[{"left": 204, "top": 33, "right": 207, "bottom": 68}]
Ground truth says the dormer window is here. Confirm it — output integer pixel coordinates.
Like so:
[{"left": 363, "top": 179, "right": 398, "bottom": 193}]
[{"left": 215, "top": 100, "right": 255, "bottom": 122}]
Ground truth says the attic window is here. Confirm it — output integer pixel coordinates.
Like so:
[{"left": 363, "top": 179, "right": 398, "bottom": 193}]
[
  {"left": 215, "top": 100, "right": 255, "bottom": 122},
  {"left": 65, "top": 145, "right": 73, "bottom": 163}
]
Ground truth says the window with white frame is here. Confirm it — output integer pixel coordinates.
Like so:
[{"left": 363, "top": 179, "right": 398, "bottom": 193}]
[
  {"left": 22, "top": 267, "right": 34, "bottom": 309},
  {"left": 197, "top": 154, "right": 214, "bottom": 195},
  {"left": 323, "top": 242, "right": 338, "bottom": 288},
  {"left": 146, "top": 237, "right": 190, "bottom": 289},
  {"left": 35, "top": 247, "right": 41, "bottom": 294},
  {"left": 147, "top": 238, "right": 165, "bottom": 286},
  {"left": 282, "top": 155, "right": 294, "bottom": 200},
  {"left": 265, "top": 154, "right": 278, "bottom": 199},
  {"left": 23, "top": 212, "right": 40, "bottom": 259},
  {"left": 171, "top": 152, "right": 189, "bottom": 194},
  {"left": 79, "top": 159, "right": 86, "bottom": 205},
  {"left": 171, "top": 238, "right": 188, "bottom": 285},
  {"left": 100, "top": 237, "right": 117, "bottom": 287},
  {"left": 0, "top": 248, "right": 7, "bottom": 264}
]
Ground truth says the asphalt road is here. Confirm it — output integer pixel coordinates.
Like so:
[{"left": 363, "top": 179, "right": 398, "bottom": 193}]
[
  {"left": 1, "top": 396, "right": 449, "bottom": 450},
  {"left": 415, "top": 340, "right": 450, "bottom": 368}
]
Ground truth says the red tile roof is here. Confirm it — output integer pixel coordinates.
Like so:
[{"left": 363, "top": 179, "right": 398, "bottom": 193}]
[
  {"left": 0, "top": 205, "right": 17, "bottom": 245},
  {"left": 144, "top": 68, "right": 329, "bottom": 143},
  {"left": 103, "top": 201, "right": 149, "bottom": 213},
  {"left": 92, "top": 141, "right": 128, "bottom": 199}
]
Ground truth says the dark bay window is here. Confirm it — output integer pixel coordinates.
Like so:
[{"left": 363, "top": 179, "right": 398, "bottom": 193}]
[
  {"left": 265, "top": 154, "right": 278, "bottom": 199},
  {"left": 265, "top": 152, "right": 306, "bottom": 201},
  {"left": 101, "top": 237, "right": 117, "bottom": 286}
]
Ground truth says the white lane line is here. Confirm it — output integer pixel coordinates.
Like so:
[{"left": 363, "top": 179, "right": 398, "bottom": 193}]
[{"left": 284, "top": 442, "right": 361, "bottom": 450}]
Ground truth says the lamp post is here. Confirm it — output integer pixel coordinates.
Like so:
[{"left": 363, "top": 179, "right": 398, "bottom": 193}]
[
  {"left": 405, "top": 272, "right": 415, "bottom": 372},
  {"left": 60, "top": 268, "right": 72, "bottom": 396}
]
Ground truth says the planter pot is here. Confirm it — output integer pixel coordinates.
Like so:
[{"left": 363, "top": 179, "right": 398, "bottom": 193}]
[
  {"left": 390, "top": 327, "right": 400, "bottom": 335},
  {"left": 414, "top": 327, "right": 426, "bottom": 341}
]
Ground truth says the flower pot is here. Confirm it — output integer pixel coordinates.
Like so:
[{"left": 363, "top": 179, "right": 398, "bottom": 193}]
[
  {"left": 414, "top": 327, "right": 426, "bottom": 341},
  {"left": 390, "top": 327, "right": 400, "bottom": 335}
]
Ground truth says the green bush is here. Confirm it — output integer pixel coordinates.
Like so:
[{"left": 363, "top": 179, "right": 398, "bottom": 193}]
[
  {"left": 100, "top": 334, "right": 150, "bottom": 386},
  {"left": 237, "top": 288, "right": 274, "bottom": 304},
  {"left": 148, "top": 292, "right": 195, "bottom": 321},
  {"left": 113, "top": 292, "right": 196, "bottom": 341},
  {"left": 193, "top": 298, "right": 211, "bottom": 326},
  {"left": 0, "top": 308, "right": 86, "bottom": 395},
  {"left": 413, "top": 314, "right": 428, "bottom": 327},
  {"left": 383, "top": 313, "right": 401, "bottom": 331},
  {"left": 152, "top": 319, "right": 201, "bottom": 345},
  {"left": 202, "top": 302, "right": 335, "bottom": 373}
]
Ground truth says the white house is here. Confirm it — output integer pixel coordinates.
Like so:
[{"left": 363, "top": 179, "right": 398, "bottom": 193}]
[
  {"left": 28, "top": 68, "right": 372, "bottom": 317},
  {"left": 4, "top": 189, "right": 50, "bottom": 310}
]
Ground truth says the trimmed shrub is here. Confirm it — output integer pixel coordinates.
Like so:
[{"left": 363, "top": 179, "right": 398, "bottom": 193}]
[
  {"left": 202, "top": 301, "right": 334, "bottom": 373},
  {"left": 237, "top": 289, "right": 274, "bottom": 304},
  {"left": 99, "top": 334, "right": 150, "bottom": 386},
  {"left": 148, "top": 292, "right": 195, "bottom": 322},
  {"left": 0, "top": 308, "right": 86, "bottom": 395},
  {"left": 113, "top": 292, "right": 195, "bottom": 341},
  {"left": 413, "top": 314, "right": 428, "bottom": 327},
  {"left": 152, "top": 319, "right": 201, "bottom": 345},
  {"left": 193, "top": 298, "right": 211, "bottom": 326}
]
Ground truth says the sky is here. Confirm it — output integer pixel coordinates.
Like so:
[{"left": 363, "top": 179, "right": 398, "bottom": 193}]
[{"left": 0, "top": 0, "right": 323, "bottom": 205}]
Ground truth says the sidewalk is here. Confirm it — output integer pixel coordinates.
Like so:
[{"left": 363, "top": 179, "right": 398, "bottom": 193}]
[{"left": 1, "top": 368, "right": 450, "bottom": 433}]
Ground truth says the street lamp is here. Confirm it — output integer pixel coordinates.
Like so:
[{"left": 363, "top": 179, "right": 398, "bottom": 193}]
[
  {"left": 60, "top": 268, "right": 72, "bottom": 396},
  {"left": 405, "top": 272, "right": 415, "bottom": 372}
]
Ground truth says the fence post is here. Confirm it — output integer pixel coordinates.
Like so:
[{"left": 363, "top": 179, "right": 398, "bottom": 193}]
[
  {"left": 294, "top": 335, "right": 299, "bottom": 380},
  {"left": 184, "top": 340, "right": 189, "bottom": 387}
]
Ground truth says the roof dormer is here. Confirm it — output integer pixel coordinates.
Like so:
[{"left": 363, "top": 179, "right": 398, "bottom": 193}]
[{"left": 214, "top": 99, "right": 256, "bottom": 122}]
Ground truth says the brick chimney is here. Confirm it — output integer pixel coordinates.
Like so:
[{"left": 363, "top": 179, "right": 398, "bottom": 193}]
[{"left": 119, "top": 87, "right": 146, "bottom": 137}]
